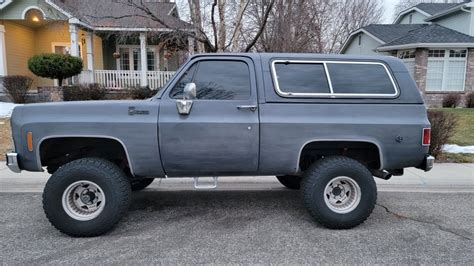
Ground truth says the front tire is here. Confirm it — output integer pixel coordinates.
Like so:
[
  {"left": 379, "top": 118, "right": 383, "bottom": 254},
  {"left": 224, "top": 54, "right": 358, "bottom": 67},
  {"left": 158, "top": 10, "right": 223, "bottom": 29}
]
[
  {"left": 301, "top": 156, "right": 376, "bottom": 229},
  {"left": 43, "top": 158, "right": 131, "bottom": 237}
]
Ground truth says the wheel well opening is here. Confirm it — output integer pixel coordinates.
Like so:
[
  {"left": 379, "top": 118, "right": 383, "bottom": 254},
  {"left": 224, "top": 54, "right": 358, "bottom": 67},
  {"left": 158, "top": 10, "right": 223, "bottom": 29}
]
[
  {"left": 39, "top": 137, "right": 130, "bottom": 174},
  {"left": 299, "top": 141, "right": 381, "bottom": 172}
]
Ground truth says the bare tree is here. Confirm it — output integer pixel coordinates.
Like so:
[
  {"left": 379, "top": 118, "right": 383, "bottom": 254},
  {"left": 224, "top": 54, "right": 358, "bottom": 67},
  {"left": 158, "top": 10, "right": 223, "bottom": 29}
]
[
  {"left": 185, "top": 0, "right": 275, "bottom": 52},
  {"left": 249, "top": 0, "right": 383, "bottom": 53}
]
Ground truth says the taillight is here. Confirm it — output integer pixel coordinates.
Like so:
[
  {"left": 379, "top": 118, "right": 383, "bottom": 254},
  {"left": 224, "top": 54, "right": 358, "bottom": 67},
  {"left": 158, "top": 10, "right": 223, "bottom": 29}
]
[{"left": 422, "top": 128, "right": 431, "bottom": 146}]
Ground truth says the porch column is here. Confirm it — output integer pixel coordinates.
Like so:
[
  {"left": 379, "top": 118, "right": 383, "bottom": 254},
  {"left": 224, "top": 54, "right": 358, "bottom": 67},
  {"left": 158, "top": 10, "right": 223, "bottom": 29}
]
[
  {"left": 85, "top": 32, "right": 94, "bottom": 71},
  {"left": 139, "top": 32, "right": 148, "bottom": 88},
  {"left": 0, "top": 25, "right": 7, "bottom": 76},
  {"left": 69, "top": 24, "right": 79, "bottom": 57},
  {"left": 188, "top": 36, "right": 195, "bottom": 55},
  {"left": 85, "top": 32, "right": 95, "bottom": 83}
]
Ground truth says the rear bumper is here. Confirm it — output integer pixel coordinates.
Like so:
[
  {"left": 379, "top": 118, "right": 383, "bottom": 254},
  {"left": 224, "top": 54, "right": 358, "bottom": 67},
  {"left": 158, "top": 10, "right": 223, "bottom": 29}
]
[
  {"left": 6, "top": 153, "right": 21, "bottom": 173},
  {"left": 419, "top": 155, "right": 435, "bottom": 172}
]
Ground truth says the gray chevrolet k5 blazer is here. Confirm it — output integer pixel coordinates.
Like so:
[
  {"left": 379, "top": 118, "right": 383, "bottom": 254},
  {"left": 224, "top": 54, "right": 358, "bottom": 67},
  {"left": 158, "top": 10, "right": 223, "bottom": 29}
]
[{"left": 6, "top": 53, "right": 433, "bottom": 237}]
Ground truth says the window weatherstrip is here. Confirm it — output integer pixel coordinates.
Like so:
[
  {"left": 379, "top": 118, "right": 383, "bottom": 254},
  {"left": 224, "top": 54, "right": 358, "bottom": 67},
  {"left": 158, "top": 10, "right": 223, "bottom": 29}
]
[{"left": 271, "top": 60, "right": 399, "bottom": 98}]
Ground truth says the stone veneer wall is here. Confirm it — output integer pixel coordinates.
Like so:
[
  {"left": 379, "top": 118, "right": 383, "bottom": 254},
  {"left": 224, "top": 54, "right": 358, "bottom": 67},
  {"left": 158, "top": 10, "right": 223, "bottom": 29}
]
[
  {"left": 414, "top": 48, "right": 474, "bottom": 107},
  {"left": 38, "top": 87, "right": 64, "bottom": 102}
]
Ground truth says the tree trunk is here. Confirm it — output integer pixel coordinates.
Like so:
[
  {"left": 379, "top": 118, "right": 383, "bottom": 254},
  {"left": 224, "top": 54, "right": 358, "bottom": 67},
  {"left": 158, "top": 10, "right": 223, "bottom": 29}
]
[
  {"left": 188, "top": 0, "right": 206, "bottom": 53},
  {"left": 217, "top": 0, "right": 227, "bottom": 52}
]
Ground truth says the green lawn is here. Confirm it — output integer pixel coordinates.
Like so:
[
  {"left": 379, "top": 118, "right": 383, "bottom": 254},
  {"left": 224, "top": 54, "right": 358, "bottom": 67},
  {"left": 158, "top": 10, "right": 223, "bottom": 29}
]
[
  {"left": 435, "top": 108, "right": 474, "bottom": 146},
  {"left": 434, "top": 108, "right": 474, "bottom": 163}
]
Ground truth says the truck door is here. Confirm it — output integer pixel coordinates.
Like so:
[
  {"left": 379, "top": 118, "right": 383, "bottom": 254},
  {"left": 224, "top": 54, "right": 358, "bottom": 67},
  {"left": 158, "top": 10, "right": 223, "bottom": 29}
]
[{"left": 158, "top": 57, "right": 259, "bottom": 177}]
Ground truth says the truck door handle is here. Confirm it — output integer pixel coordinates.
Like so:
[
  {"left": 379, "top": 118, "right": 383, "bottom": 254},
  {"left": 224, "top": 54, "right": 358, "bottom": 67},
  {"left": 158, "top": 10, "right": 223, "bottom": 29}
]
[{"left": 237, "top": 105, "right": 258, "bottom": 112}]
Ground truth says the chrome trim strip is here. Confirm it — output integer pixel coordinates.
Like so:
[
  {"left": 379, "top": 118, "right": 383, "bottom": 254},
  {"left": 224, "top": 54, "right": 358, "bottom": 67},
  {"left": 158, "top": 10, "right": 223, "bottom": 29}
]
[
  {"left": 36, "top": 135, "right": 136, "bottom": 176},
  {"left": 296, "top": 139, "right": 385, "bottom": 172},
  {"left": 322, "top": 62, "right": 335, "bottom": 95},
  {"left": 270, "top": 60, "right": 400, "bottom": 98},
  {"left": 6, "top": 153, "right": 21, "bottom": 173}
]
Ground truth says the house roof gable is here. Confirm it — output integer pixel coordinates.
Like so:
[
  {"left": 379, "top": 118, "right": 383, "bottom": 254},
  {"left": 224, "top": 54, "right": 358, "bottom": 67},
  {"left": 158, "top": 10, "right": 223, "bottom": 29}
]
[
  {"left": 393, "top": 2, "right": 467, "bottom": 24},
  {"left": 377, "top": 24, "right": 474, "bottom": 51}
]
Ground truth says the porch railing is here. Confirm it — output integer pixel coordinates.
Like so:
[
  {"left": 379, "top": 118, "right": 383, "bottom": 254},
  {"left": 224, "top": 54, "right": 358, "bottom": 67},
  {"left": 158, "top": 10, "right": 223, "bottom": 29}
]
[{"left": 91, "top": 70, "right": 176, "bottom": 90}]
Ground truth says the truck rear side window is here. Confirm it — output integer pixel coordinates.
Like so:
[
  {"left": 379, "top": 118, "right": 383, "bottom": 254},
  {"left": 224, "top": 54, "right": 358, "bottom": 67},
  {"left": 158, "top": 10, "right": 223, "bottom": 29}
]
[
  {"left": 274, "top": 63, "right": 330, "bottom": 93},
  {"left": 327, "top": 63, "right": 396, "bottom": 95},
  {"left": 271, "top": 60, "right": 398, "bottom": 98}
]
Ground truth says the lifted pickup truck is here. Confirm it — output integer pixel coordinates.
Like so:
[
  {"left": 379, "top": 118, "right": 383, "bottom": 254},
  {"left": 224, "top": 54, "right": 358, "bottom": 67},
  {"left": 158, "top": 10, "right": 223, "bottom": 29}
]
[{"left": 6, "top": 53, "right": 433, "bottom": 237}]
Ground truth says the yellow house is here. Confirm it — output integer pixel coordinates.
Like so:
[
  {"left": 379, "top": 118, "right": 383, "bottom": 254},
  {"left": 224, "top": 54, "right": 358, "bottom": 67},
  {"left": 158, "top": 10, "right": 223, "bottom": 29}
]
[{"left": 0, "top": 0, "right": 194, "bottom": 90}]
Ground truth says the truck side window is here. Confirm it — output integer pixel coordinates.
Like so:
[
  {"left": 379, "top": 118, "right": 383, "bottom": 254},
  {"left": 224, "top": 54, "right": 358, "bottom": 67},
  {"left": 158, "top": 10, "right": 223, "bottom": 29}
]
[
  {"left": 327, "top": 63, "right": 396, "bottom": 95},
  {"left": 274, "top": 63, "right": 330, "bottom": 94},
  {"left": 170, "top": 63, "right": 198, "bottom": 99},
  {"left": 193, "top": 60, "right": 251, "bottom": 100}
]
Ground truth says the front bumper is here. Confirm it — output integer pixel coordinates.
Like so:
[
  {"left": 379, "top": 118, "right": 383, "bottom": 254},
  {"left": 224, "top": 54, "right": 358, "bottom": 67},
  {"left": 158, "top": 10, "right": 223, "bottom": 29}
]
[
  {"left": 420, "top": 155, "right": 435, "bottom": 172},
  {"left": 6, "top": 153, "right": 21, "bottom": 173}
]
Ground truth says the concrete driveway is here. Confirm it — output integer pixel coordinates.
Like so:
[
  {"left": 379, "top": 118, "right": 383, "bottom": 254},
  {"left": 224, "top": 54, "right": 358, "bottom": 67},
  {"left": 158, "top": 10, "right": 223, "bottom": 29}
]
[{"left": 0, "top": 164, "right": 473, "bottom": 264}]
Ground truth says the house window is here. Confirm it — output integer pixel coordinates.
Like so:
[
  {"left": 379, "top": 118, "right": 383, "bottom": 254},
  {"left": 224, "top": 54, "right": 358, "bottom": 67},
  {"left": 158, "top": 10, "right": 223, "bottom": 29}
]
[
  {"left": 426, "top": 49, "right": 467, "bottom": 92},
  {"left": 118, "top": 46, "right": 157, "bottom": 71},
  {"left": 428, "top": 49, "right": 445, "bottom": 58},
  {"left": 119, "top": 48, "right": 130, "bottom": 70},
  {"left": 358, "top": 35, "right": 362, "bottom": 46},
  {"left": 409, "top": 14, "right": 413, "bottom": 24},
  {"left": 398, "top": 50, "right": 416, "bottom": 59}
]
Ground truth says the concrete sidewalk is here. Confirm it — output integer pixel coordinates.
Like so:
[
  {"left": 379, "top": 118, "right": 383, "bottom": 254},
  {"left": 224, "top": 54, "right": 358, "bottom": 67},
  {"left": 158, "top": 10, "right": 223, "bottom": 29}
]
[{"left": 0, "top": 163, "right": 472, "bottom": 193}]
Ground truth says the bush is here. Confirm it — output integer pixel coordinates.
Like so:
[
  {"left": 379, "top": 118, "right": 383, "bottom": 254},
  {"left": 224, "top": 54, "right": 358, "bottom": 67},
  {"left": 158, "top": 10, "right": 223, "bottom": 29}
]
[
  {"left": 3, "top": 75, "right": 33, "bottom": 103},
  {"left": 28, "top": 53, "right": 83, "bottom": 86},
  {"left": 128, "top": 87, "right": 156, "bottom": 100},
  {"left": 427, "top": 110, "right": 458, "bottom": 158},
  {"left": 442, "top": 93, "right": 461, "bottom": 108},
  {"left": 63, "top": 83, "right": 106, "bottom": 101},
  {"left": 465, "top": 92, "right": 474, "bottom": 108}
]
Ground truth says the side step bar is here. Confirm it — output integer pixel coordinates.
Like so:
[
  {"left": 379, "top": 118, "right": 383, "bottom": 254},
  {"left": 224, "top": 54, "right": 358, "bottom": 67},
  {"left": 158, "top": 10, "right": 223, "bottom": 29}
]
[{"left": 193, "top": 177, "right": 218, "bottom": 190}]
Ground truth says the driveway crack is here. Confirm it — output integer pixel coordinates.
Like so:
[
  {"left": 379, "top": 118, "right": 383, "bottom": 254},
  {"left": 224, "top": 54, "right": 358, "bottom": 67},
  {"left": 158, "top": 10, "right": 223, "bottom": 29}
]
[{"left": 376, "top": 203, "right": 473, "bottom": 241}]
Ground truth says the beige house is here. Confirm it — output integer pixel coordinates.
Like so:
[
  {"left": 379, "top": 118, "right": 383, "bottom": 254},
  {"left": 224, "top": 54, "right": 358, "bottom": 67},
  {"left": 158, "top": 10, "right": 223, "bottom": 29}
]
[{"left": 0, "top": 0, "right": 194, "bottom": 91}]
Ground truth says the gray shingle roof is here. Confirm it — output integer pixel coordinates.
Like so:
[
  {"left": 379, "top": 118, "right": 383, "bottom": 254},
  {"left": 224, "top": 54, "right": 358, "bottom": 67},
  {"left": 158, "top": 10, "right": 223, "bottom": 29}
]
[
  {"left": 362, "top": 24, "right": 426, "bottom": 43},
  {"left": 380, "top": 24, "right": 474, "bottom": 47},
  {"left": 414, "top": 2, "right": 461, "bottom": 15},
  {"left": 50, "top": 0, "right": 192, "bottom": 30}
]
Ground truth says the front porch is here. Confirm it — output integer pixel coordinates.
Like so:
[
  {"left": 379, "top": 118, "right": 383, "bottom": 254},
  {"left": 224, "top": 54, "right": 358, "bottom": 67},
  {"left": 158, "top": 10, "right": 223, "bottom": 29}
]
[
  {"left": 0, "top": 2, "right": 194, "bottom": 92},
  {"left": 79, "top": 69, "right": 176, "bottom": 90}
]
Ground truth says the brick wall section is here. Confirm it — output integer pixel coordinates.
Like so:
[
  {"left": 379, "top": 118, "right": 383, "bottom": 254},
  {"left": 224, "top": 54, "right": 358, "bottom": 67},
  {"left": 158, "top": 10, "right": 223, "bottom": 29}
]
[
  {"left": 463, "top": 48, "right": 474, "bottom": 103},
  {"left": 38, "top": 87, "right": 64, "bottom": 102},
  {"left": 414, "top": 48, "right": 428, "bottom": 95},
  {"left": 0, "top": 118, "right": 12, "bottom": 156}
]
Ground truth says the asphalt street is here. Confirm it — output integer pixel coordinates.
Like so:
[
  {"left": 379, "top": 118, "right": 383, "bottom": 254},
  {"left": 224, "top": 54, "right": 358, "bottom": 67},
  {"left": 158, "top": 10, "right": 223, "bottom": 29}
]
[
  {"left": 1, "top": 188, "right": 473, "bottom": 264},
  {"left": 0, "top": 164, "right": 473, "bottom": 264}
]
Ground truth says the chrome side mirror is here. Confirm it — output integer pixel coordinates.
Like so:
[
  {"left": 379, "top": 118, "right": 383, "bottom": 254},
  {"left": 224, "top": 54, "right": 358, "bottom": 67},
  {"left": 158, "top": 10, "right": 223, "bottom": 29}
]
[{"left": 176, "top": 83, "right": 196, "bottom": 115}]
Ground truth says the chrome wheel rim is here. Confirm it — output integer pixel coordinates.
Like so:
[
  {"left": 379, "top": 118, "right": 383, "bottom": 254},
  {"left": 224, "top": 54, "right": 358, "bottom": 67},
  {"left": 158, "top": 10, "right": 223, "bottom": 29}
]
[
  {"left": 323, "top": 176, "right": 361, "bottom": 214},
  {"left": 62, "top": 181, "right": 106, "bottom": 221}
]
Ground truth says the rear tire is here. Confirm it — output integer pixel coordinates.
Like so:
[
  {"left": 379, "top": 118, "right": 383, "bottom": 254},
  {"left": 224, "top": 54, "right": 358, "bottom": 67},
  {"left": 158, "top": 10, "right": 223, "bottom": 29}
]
[
  {"left": 43, "top": 158, "right": 131, "bottom": 237},
  {"left": 301, "top": 156, "right": 376, "bottom": 229},
  {"left": 131, "top": 178, "right": 155, "bottom": 191},
  {"left": 276, "top": 175, "right": 302, "bottom": 190}
]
